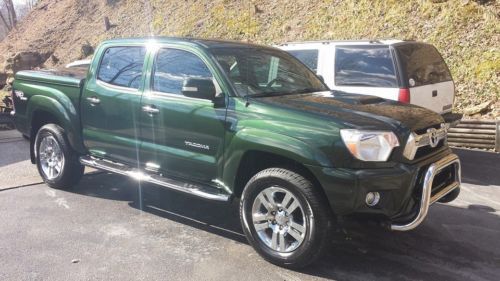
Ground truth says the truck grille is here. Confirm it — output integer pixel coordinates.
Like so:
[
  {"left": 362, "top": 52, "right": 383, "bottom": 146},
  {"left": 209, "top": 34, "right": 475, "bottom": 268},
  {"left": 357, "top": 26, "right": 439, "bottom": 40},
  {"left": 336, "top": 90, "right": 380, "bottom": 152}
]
[
  {"left": 414, "top": 141, "right": 445, "bottom": 159},
  {"left": 404, "top": 123, "right": 448, "bottom": 160}
]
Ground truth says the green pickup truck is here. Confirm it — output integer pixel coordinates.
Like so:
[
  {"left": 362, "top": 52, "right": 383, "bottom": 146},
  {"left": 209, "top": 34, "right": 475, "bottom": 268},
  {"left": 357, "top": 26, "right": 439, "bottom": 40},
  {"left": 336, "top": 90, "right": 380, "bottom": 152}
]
[{"left": 11, "top": 37, "right": 461, "bottom": 268}]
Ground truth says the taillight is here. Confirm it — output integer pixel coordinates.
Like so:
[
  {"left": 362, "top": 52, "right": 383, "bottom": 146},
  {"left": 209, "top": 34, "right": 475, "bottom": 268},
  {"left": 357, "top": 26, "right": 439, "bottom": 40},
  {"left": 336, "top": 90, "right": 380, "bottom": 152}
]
[{"left": 398, "top": 88, "right": 410, "bottom": 103}]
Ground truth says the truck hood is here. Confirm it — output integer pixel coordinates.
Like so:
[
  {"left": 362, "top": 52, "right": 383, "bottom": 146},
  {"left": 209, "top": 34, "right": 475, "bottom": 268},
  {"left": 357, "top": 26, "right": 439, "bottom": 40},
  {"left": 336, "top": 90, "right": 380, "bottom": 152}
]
[{"left": 253, "top": 91, "right": 444, "bottom": 132}]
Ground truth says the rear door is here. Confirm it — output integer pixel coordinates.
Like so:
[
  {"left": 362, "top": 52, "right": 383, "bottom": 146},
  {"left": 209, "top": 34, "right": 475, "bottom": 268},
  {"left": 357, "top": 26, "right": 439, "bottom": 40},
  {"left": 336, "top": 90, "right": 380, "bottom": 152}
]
[
  {"left": 394, "top": 43, "right": 454, "bottom": 114},
  {"left": 81, "top": 45, "right": 147, "bottom": 164},
  {"left": 331, "top": 45, "right": 400, "bottom": 100}
]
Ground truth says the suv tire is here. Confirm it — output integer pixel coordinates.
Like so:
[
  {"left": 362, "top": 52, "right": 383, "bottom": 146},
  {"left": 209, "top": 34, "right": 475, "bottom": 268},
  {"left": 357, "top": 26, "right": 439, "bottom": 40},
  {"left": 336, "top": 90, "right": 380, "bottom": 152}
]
[
  {"left": 240, "top": 168, "right": 332, "bottom": 268},
  {"left": 35, "top": 124, "right": 84, "bottom": 189}
]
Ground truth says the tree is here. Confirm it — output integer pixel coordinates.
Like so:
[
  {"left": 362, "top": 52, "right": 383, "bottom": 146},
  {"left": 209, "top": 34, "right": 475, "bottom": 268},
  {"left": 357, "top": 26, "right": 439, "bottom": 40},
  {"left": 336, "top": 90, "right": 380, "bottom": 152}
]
[
  {"left": 3, "top": 0, "right": 17, "bottom": 28},
  {"left": 0, "top": 0, "right": 37, "bottom": 36}
]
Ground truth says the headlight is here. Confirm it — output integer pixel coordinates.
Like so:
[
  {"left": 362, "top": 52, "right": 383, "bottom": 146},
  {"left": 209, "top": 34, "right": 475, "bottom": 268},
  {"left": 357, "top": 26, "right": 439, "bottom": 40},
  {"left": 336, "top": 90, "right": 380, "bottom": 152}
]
[{"left": 340, "top": 129, "right": 400, "bottom": 161}]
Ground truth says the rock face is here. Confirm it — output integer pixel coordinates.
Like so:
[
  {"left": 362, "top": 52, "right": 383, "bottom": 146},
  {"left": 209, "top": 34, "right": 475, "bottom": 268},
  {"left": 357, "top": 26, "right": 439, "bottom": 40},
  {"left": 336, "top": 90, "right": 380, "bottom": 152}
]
[{"left": 0, "top": 51, "right": 52, "bottom": 88}]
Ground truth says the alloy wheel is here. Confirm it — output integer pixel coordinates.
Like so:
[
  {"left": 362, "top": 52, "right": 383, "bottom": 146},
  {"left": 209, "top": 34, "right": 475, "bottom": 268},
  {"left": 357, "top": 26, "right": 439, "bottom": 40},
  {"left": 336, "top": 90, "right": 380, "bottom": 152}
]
[
  {"left": 251, "top": 186, "right": 307, "bottom": 253},
  {"left": 39, "top": 135, "right": 65, "bottom": 180}
]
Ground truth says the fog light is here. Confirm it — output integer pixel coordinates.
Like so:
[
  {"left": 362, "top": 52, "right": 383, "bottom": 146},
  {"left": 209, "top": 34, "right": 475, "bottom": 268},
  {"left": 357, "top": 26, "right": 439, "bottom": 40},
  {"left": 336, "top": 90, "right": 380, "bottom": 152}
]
[{"left": 365, "top": 192, "right": 380, "bottom": 207}]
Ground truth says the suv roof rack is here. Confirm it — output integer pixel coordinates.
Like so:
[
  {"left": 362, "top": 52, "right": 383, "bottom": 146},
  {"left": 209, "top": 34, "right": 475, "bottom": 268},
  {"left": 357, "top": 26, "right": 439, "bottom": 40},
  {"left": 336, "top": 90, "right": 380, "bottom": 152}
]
[{"left": 278, "top": 38, "right": 405, "bottom": 46}]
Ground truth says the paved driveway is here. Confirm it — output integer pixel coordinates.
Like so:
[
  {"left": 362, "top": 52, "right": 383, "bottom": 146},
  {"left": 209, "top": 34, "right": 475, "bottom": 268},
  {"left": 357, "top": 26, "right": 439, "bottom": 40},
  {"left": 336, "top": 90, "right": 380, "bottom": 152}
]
[{"left": 0, "top": 130, "right": 499, "bottom": 281}]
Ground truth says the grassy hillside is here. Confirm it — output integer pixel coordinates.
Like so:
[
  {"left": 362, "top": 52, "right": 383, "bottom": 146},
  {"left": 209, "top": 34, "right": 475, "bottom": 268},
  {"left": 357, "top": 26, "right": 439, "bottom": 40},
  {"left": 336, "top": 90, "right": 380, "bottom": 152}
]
[{"left": 1, "top": 0, "right": 498, "bottom": 113}]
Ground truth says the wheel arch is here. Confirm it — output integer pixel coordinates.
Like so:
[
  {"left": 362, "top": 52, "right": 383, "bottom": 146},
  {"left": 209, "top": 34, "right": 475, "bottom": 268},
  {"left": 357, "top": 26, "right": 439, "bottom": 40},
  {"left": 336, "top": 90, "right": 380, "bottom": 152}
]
[
  {"left": 230, "top": 150, "right": 328, "bottom": 202},
  {"left": 27, "top": 96, "right": 85, "bottom": 163}
]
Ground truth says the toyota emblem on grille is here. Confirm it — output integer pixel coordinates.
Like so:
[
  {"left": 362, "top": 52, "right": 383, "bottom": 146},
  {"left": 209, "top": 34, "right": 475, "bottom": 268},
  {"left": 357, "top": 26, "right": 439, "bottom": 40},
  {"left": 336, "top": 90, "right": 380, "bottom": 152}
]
[{"left": 427, "top": 128, "right": 439, "bottom": 148}]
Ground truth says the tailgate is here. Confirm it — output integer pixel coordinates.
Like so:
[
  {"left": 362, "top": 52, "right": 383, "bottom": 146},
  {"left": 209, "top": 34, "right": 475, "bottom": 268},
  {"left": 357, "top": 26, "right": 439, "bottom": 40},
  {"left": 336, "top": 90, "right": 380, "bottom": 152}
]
[
  {"left": 393, "top": 42, "right": 454, "bottom": 114},
  {"left": 410, "top": 81, "right": 454, "bottom": 114}
]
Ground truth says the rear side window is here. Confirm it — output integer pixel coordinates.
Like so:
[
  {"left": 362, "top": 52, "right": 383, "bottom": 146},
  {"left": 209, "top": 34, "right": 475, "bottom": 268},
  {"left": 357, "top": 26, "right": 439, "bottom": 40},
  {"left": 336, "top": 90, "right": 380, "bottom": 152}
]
[
  {"left": 152, "top": 48, "right": 213, "bottom": 95},
  {"left": 335, "top": 46, "right": 398, "bottom": 87},
  {"left": 395, "top": 43, "right": 452, "bottom": 87},
  {"left": 97, "top": 46, "right": 146, "bottom": 89},
  {"left": 287, "top": 49, "right": 319, "bottom": 72}
]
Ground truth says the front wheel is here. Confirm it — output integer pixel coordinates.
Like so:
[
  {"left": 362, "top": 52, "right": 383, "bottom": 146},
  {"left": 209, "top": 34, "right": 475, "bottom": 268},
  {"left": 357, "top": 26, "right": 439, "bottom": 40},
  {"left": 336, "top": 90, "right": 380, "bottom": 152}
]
[
  {"left": 240, "top": 168, "right": 332, "bottom": 268},
  {"left": 35, "top": 124, "right": 84, "bottom": 189}
]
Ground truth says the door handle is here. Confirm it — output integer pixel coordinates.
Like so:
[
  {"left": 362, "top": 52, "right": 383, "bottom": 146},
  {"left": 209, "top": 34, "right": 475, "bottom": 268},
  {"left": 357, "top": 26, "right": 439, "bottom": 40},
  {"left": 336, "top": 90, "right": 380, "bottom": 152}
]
[
  {"left": 142, "top": 105, "right": 159, "bottom": 114},
  {"left": 86, "top": 96, "right": 100, "bottom": 105},
  {"left": 432, "top": 90, "right": 438, "bottom": 97}
]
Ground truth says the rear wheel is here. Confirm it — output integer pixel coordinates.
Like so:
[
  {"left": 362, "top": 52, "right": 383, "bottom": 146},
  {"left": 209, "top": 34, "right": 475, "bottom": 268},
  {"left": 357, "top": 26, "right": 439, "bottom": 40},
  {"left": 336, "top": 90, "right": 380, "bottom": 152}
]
[
  {"left": 35, "top": 124, "right": 84, "bottom": 189},
  {"left": 240, "top": 168, "right": 332, "bottom": 268}
]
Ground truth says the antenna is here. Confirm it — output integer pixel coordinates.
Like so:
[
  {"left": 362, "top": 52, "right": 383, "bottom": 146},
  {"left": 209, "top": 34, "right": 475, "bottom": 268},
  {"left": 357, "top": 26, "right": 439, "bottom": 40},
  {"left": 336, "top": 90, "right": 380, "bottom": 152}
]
[{"left": 245, "top": 0, "right": 251, "bottom": 104}]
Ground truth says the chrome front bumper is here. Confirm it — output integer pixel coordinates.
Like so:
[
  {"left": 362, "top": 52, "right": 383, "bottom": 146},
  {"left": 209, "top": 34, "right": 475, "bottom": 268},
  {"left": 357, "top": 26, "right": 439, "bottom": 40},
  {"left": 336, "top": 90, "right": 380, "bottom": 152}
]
[{"left": 391, "top": 153, "right": 461, "bottom": 231}]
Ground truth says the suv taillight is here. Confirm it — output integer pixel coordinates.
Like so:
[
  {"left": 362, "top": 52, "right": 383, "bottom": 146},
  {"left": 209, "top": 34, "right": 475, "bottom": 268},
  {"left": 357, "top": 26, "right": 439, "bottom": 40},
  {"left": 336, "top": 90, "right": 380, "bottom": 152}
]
[{"left": 398, "top": 88, "right": 410, "bottom": 103}]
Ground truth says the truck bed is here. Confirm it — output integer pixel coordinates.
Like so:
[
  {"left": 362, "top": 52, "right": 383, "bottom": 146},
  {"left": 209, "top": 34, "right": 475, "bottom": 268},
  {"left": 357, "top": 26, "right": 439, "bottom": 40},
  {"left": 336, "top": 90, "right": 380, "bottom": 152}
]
[
  {"left": 12, "top": 67, "right": 88, "bottom": 137},
  {"left": 15, "top": 68, "right": 87, "bottom": 87}
]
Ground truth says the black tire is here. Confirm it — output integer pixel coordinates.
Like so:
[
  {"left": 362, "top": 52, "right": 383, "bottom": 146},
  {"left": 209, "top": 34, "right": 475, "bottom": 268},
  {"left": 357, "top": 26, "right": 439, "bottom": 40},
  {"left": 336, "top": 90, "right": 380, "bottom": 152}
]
[
  {"left": 240, "top": 168, "right": 332, "bottom": 268},
  {"left": 438, "top": 187, "right": 460, "bottom": 203},
  {"left": 35, "top": 124, "right": 84, "bottom": 189}
]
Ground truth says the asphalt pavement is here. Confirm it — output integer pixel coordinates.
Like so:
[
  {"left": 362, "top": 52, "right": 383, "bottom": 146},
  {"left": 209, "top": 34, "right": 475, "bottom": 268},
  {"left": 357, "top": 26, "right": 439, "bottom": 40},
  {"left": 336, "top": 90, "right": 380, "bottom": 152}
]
[{"left": 0, "top": 130, "right": 499, "bottom": 281}]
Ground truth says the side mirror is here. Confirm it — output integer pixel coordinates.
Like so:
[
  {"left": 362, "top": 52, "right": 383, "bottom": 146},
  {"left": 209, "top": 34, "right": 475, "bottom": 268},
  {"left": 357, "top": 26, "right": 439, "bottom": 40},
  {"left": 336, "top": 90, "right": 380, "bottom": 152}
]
[
  {"left": 317, "top": 75, "right": 325, "bottom": 83},
  {"left": 182, "top": 78, "right": 216, "bottom": 101}
]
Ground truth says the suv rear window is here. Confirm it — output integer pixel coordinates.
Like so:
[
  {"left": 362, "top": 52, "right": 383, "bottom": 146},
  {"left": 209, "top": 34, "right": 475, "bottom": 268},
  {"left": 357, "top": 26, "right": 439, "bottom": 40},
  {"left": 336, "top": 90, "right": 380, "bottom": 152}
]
[
  {"left": 335, "top": 46, "right": 398, "bottom": 88},
  {"left": 287, "top": 49, "right": 319, "bottom": 72},
  {"left": 395, "top": 43, "right": 452, "bottom": 87}
]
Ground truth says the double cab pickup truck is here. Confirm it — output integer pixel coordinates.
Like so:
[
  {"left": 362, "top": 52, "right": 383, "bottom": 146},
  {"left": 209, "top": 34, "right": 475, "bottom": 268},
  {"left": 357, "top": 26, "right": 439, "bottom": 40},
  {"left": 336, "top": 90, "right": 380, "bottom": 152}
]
[{"left": 11, "top": 37, "right": 461, "bottom": 268}]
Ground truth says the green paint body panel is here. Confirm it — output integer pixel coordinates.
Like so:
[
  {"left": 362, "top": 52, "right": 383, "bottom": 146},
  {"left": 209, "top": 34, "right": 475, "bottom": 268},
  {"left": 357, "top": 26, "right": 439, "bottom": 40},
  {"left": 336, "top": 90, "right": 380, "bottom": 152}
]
[{"left": 12, "top": 37, "right": 450, "bottom": 218}]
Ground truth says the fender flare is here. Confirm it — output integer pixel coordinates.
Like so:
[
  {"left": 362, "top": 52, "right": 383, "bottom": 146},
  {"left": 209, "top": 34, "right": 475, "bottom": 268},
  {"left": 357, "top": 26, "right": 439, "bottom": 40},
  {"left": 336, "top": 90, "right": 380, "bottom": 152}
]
[
  {"left": 26, "top": 94, "right": 86, "bottom": 162},
  {"left": 222, "top": 128, "right": 332, "bottom": 190}
]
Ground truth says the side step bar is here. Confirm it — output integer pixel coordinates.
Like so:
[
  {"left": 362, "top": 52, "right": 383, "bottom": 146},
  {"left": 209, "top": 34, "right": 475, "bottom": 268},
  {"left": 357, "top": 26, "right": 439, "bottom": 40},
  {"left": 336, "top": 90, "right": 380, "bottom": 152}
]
[{"left": 79, "top": 156, "right": 231, "bottom": 202}]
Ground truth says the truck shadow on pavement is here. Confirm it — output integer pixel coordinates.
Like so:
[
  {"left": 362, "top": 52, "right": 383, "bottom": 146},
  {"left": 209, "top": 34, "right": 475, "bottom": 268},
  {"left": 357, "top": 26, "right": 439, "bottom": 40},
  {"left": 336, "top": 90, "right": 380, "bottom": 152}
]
[{"left": 71, "top": 169, "right": 500, "bottom": 281}]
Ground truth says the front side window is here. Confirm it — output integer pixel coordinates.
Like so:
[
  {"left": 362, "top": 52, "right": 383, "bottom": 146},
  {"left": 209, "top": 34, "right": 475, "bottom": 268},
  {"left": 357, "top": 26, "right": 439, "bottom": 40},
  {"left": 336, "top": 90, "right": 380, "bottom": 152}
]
[
  {"left": 97, "top": 46, "right": 146, "bottom": 89},
  {"left": 335, "top": 46, "right": 398, "bottom": 87},
  {"left": 212, "top": 47, "right": 327, "bottom": 97},
  {"left": 152, "top": 48, "right": 213, "bottom": 95},
  {"left": 287, "top": 49, "right": 319, "bottom": 72}
]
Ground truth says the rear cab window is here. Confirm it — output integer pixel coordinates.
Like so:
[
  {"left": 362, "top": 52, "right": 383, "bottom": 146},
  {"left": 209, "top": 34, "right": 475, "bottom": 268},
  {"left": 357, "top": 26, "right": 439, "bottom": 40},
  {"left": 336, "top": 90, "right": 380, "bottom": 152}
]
[
  {"left": 97, "top": 46, "right": 146, "bottom": 89},
  {"left": 394, "top": 43, "right": 452, "bottom": 87},
  {"left": 287, "top": 49, "right": 319, "bottom": 72},
  {"left": 334, "top": 45, "right": 398, "bottom": 88}
]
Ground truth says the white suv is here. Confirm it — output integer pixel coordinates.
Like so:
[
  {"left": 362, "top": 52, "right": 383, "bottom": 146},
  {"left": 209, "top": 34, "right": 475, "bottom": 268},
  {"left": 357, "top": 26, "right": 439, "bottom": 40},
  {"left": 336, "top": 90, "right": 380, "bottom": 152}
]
[{"left": 277, "top": 40, "right": 456, "bottom": 116}]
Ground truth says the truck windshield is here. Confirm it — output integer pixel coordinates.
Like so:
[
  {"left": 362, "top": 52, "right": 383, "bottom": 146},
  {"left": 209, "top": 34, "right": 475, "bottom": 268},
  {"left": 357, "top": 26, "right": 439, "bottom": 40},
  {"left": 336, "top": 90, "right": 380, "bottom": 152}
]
[
  {"left": 287, "top": 49, "right": 319, "bottom": 72},
  {"left": 211, "top": 47, "right": 327, "bottom": 97}
]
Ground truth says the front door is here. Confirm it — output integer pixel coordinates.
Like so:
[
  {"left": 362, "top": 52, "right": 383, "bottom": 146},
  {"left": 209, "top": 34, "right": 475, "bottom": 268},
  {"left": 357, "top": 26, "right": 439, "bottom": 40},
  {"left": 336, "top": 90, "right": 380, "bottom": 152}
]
[
  {"left": 81, "top": 45, "right": 147, "bottom": 164},
  {"left": 139, "top": 47, "right": 227, "bottom": 184}
]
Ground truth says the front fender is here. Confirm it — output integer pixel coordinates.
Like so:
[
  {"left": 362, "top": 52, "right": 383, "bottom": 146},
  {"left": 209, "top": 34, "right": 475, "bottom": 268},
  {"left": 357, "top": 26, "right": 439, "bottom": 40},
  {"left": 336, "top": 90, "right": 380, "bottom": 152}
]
[{"left": 222, "top": 128, "right": 332, "bottom": 189}]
